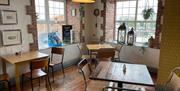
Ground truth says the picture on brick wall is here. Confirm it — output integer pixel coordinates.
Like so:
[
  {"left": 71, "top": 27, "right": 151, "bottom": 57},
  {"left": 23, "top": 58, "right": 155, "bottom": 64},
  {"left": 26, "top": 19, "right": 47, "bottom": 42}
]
[
  {"left": 1, "top": 29, "right": 22, "bottom": 46},
  {"left": 0, "top": 10, "right": 18, "bottom": 25},
  {"left": 0, "top": 0, "right": 9, "bottom": 5}
]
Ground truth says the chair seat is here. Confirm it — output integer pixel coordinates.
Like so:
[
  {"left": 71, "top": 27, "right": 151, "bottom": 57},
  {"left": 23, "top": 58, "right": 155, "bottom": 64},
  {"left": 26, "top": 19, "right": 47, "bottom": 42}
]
[
  {"left": 0, "top": 73, "right": 9, "bottom": 81},
  {"left": 23, "top": 69, "right": 47, "bottom": 79},
  {"left": 82, "top": 55, "right": 90, "bottom": 59},
  {"left": 49, "top": 61, "right": 61, "bottom": 67}
]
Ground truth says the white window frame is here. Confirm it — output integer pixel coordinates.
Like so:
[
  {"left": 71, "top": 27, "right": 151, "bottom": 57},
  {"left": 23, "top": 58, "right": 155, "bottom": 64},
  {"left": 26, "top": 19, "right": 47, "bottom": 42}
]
[
  {"left": 115, "top": 0, "right": 158, "bottom": 43},
  {"left": 35, "top": 0, "right": 66, "bottom": 49}
]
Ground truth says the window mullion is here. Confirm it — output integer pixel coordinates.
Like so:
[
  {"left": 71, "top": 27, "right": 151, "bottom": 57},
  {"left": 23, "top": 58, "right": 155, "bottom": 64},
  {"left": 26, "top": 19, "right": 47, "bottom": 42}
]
[
  {"left": 134, "top": 0, "right": 138, "bottom": 31},
  {"left": 45, "top": 0, "right": 50, "bottom": 32}
]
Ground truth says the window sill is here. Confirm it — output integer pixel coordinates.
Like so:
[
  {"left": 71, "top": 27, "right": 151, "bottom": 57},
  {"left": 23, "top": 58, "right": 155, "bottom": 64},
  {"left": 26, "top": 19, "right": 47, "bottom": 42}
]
[
  {"left": 38, "top": 42, "right": 77, "bottom": 50},
  {"left": 107, "top": 40, "right": 159, "bottom": 49}
]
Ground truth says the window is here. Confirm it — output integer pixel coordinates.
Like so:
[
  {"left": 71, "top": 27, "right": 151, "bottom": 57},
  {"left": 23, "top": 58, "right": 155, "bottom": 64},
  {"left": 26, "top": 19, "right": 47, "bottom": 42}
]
[
  {"left": 115, "top": 0, "right": 158, "bottom": 43},
  {"left": 35, "top": 0, "right": 65, "bottom": 49}
]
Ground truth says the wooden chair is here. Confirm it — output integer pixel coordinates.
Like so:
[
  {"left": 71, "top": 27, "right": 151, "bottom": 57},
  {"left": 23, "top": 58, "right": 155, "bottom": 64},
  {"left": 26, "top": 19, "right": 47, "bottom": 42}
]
[
  {"left": 49, "top": 47, "right": 65, "bottom": 83},
  {"left": 77, "top": 44, "right": 90, "bottom": 59},
  {"left": 156, "top": 67, "right": 180, "bottom": 91},
  {"left": 21, "top": 59, "right": 52, "bottom": 91},
  {"left": 113, "top": 44, "right": 123, "bottom": 62},
  {"left": 78, "top": 58, "right": 140, "bottom": 91},
  {"left": 97, "top": 48, "right": 115, "bottom": 61},
  {"left": 0, "top": 73, "right": 11, "bottom": 91},
  {"left": 77, "top": 58, "right": 109, "bottom": 91}
]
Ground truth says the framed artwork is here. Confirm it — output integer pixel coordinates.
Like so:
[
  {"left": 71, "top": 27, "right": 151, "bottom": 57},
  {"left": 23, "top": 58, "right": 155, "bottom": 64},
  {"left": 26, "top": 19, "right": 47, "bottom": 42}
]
[
  {"left": 71, "top": 9, "right": 76, "bottom": 16},
  {"left": 0, "top": 10, "right": 18, "bottom": 25},
  {"left": 1, "top": 30, "right": 22, "bottom": 46},
  {"left": 0, "top": 0, "right": 9, "bottom": 5}
]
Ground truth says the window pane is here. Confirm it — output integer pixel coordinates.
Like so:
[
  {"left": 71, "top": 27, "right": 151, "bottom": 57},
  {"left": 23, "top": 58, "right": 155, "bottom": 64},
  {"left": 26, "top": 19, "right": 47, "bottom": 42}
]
[
  {"left": 129, "top": 1, "right": 136, "bottom": 8},
  {"left": 37, "top": 24, "right": 48, "bottom": 49},
  {"left": 136, "top": 22, "right": 145, "bottom": 30},
  {"left": 146, "top": 22, "right": 156, "bottom": 30},
  {"left": 48, "top": 0, "right": 65, "bottom": 21},
  {"left": 129, "top": 8, "right": 136, "bottom": 14},
  {"left": 115, "top": 0, "right": 158, "bottom": 43}
]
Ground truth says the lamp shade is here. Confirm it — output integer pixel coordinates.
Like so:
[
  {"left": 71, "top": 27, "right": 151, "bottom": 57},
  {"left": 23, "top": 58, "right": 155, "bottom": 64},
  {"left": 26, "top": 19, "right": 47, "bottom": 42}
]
[{"left": 72, "top": 0, "right": 95, "bottom": 3}]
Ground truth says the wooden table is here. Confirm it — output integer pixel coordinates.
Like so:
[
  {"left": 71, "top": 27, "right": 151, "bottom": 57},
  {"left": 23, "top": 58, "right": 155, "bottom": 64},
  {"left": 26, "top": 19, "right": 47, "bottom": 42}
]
[
  {"left": 0, "top": 51, "right": 49, "bottom": 91},
  {"left": 90, "top": 62, "right": 154, "bottom": 91},
  {"left": 86, "top": 44, "right": 114, "bottom": 58}
]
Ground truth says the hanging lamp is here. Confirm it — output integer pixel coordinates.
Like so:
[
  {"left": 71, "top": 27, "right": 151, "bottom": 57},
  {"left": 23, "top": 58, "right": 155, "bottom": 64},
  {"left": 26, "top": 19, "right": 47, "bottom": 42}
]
[{"left": 72, "top": 0, "right": 95, "bottom": 3}]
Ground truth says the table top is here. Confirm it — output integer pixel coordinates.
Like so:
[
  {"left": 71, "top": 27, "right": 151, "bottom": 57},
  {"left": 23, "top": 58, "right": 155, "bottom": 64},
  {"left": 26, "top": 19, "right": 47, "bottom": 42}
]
[
  {"left": 0, "top": 51, "right": 49, "bottom": 64},
  {"left": 90, "top": 62, "right": 154, "bottom": 86},
  {"left": 86, "top": 44, "right": 114, "bottom": 51}
]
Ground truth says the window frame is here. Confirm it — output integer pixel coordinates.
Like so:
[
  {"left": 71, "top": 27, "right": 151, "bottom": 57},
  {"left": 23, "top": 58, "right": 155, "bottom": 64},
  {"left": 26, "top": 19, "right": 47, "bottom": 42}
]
[
  {"left": 35, "top": 0, "right": 66, "bottom": 49},
  {"left": 115, "top": 0, "right": 158, "bottom": 43}
]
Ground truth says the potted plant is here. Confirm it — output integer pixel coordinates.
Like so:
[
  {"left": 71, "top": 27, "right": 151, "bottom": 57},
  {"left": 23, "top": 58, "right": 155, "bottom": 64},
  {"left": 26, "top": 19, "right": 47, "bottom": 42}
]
[{"left": 142, "top": 8, "right": 154, "bottom": 20}]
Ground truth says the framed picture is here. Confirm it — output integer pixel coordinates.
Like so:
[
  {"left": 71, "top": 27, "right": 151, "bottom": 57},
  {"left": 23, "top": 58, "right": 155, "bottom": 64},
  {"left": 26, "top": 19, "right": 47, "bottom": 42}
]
[
  {"left": 0, "top": 10, "right": 18, "bottom": 25},
  {"left": 0, "top": 0, "right": 9, "bottom": 5},
  {"left": 1, "top": 30, "right": 22, "bottom": 46},
  {"left": 71, "top": 9, "right": 76, "bottom": 16}
]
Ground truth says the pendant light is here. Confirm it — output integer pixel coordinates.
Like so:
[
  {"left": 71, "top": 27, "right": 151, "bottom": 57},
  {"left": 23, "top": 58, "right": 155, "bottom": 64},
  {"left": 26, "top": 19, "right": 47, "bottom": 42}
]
[{"left": 72, "top": 0, "right": 95, "bottom": 3}]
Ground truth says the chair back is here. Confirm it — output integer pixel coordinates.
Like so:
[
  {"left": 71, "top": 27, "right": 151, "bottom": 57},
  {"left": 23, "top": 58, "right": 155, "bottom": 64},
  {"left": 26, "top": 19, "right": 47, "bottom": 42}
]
[
  {"left": 77, "top": 44, "right": 83, "bottom": 56},
  {"left": 165, "top": 67, "right": 180, "bottom": 91},
  {"left": 115, "top": 44, "right": 123, "bottom": 59},
  {"left": 97, "top": 48, "right": 115, "bottom": 61},
  {"left": 30, "top": 59, "right": 49, "bottom": 70},
  {"left": 51, "top": 47, "right": 64, "bottom": 63},
  {"left": 78, "top": 58, "right": 91, "bottom": 89},
  {"left": 51, "top": 47, "right": 64, "bottom": 54}
]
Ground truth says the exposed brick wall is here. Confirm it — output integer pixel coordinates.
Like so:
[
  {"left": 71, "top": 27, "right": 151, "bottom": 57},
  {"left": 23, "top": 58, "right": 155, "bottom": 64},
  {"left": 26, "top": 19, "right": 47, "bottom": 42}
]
[
  {"left": 105, "top": 0, "right": 115, "bottom": 42},
  {"left": 66, "top": 0, "right": 81, "bottom": 42},
  {"left": 155, "top": 0, "right": 164, "bottom": 48},
  {"left": 26, "top": 0, "right": 38, "bottom": 51}
]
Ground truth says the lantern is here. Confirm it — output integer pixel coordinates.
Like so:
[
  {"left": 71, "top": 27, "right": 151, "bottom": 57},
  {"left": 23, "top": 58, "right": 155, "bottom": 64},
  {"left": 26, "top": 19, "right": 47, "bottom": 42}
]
[
  {"left": 117, "top": 23, "right": 126, "bottom": 44},
  {"left": 127, "top": 28, "right": 135, "bottom": 45}
]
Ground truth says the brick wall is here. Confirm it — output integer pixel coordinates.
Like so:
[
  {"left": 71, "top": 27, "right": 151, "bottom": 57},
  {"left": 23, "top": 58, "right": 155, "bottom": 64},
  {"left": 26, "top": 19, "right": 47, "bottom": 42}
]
[
  {"left": 66, "top": 0, "right": 81, "bottom": 42},
  {"left": 26, "top": 0, "right": 38, "bottom": 51},
  {"left": 105, "top": 0, "right": 115, "bottom": 42}
]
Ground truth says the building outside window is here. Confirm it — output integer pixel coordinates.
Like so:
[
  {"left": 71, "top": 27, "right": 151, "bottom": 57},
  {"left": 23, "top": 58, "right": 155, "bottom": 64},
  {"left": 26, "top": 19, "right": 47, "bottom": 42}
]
[
  {"left": 35, "top": 0, "right": 65, "bottom": 49},
  {"left": 115, "top": 0, "right": 158, "bottom": 43}
]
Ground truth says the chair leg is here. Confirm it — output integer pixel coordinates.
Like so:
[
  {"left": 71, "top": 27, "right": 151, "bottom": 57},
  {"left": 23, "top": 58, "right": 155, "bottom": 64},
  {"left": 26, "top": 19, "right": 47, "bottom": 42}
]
[
  {"left": 21, "top": 75, "right": 24, "bottom": 91},
  {"left": 47, "top": 75, "right": 52, "bottom": 91},
  {"left": 51, "top": 67, "right": 55, "bottom": 83},
  {"left": 38, "top": 78, "right": 40, "bottom": 87},
  {"left": 31, "top": 78, "right": 33, "bottom": 91},
  {"left": 61, "top": 63, "right": 65, "bottom": 77},
  {"left": 7, "top": 81, "right": 11, "bottom": 91}
]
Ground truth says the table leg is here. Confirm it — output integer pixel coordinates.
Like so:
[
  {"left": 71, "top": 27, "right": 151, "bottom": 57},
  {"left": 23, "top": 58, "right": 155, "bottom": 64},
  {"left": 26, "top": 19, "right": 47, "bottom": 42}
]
[
  {"left": 118, "top": 82, "right": 123, "bottom": 91},
  {"left": 2, "top": 60, "right": 7, "bottom": 74},
  {"left": 15, "top": 64, "right": 21, "bottom": 91}
]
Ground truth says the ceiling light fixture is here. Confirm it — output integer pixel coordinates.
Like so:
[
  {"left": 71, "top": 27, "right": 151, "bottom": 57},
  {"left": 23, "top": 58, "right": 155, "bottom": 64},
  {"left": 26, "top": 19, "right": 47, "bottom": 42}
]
[{"left": 72, "top": 0, "right": 95, "bottom": 3}]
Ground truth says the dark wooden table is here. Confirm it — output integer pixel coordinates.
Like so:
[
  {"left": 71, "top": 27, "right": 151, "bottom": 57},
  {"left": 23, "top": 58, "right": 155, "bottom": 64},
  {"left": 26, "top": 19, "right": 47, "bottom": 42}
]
[{"left": 90, "top": 62, "right": 154, "bottom": 91}]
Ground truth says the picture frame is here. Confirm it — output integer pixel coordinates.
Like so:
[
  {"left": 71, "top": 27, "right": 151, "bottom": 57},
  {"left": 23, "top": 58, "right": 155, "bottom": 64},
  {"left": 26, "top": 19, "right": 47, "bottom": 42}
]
[
  {"left": 71, "top": 9, "right": 76, "bottom": 16},
  {"left": 1, "top": 29, "right": 22, "bottom": 46},
  {"left": 0, "top": 10, "right": 18, "bottom": 25},
  {"left": 0, "top": 0, "right": 10, "bottom": 5}
]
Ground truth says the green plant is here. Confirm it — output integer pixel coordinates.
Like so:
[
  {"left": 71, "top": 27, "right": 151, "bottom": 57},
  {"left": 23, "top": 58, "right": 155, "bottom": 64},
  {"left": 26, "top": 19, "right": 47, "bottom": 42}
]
[{"left": 142, "top": 8, "right": 154, "bottom": 20}]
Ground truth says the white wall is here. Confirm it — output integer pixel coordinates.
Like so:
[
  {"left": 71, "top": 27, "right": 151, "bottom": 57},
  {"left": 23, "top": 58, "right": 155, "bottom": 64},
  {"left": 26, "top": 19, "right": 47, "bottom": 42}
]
[
  {"left": 111, "top": 43, "right": 160, "bottom": 69},
  {"left": 0, "top": 0, "right": 31, "bottom": 77}
]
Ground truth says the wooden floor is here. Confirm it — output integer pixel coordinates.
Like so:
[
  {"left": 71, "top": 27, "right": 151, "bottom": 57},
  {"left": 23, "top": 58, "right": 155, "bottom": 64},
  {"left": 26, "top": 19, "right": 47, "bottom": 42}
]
[{"left": 2, "top": 65, "right": 157, "bottom": 91}]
